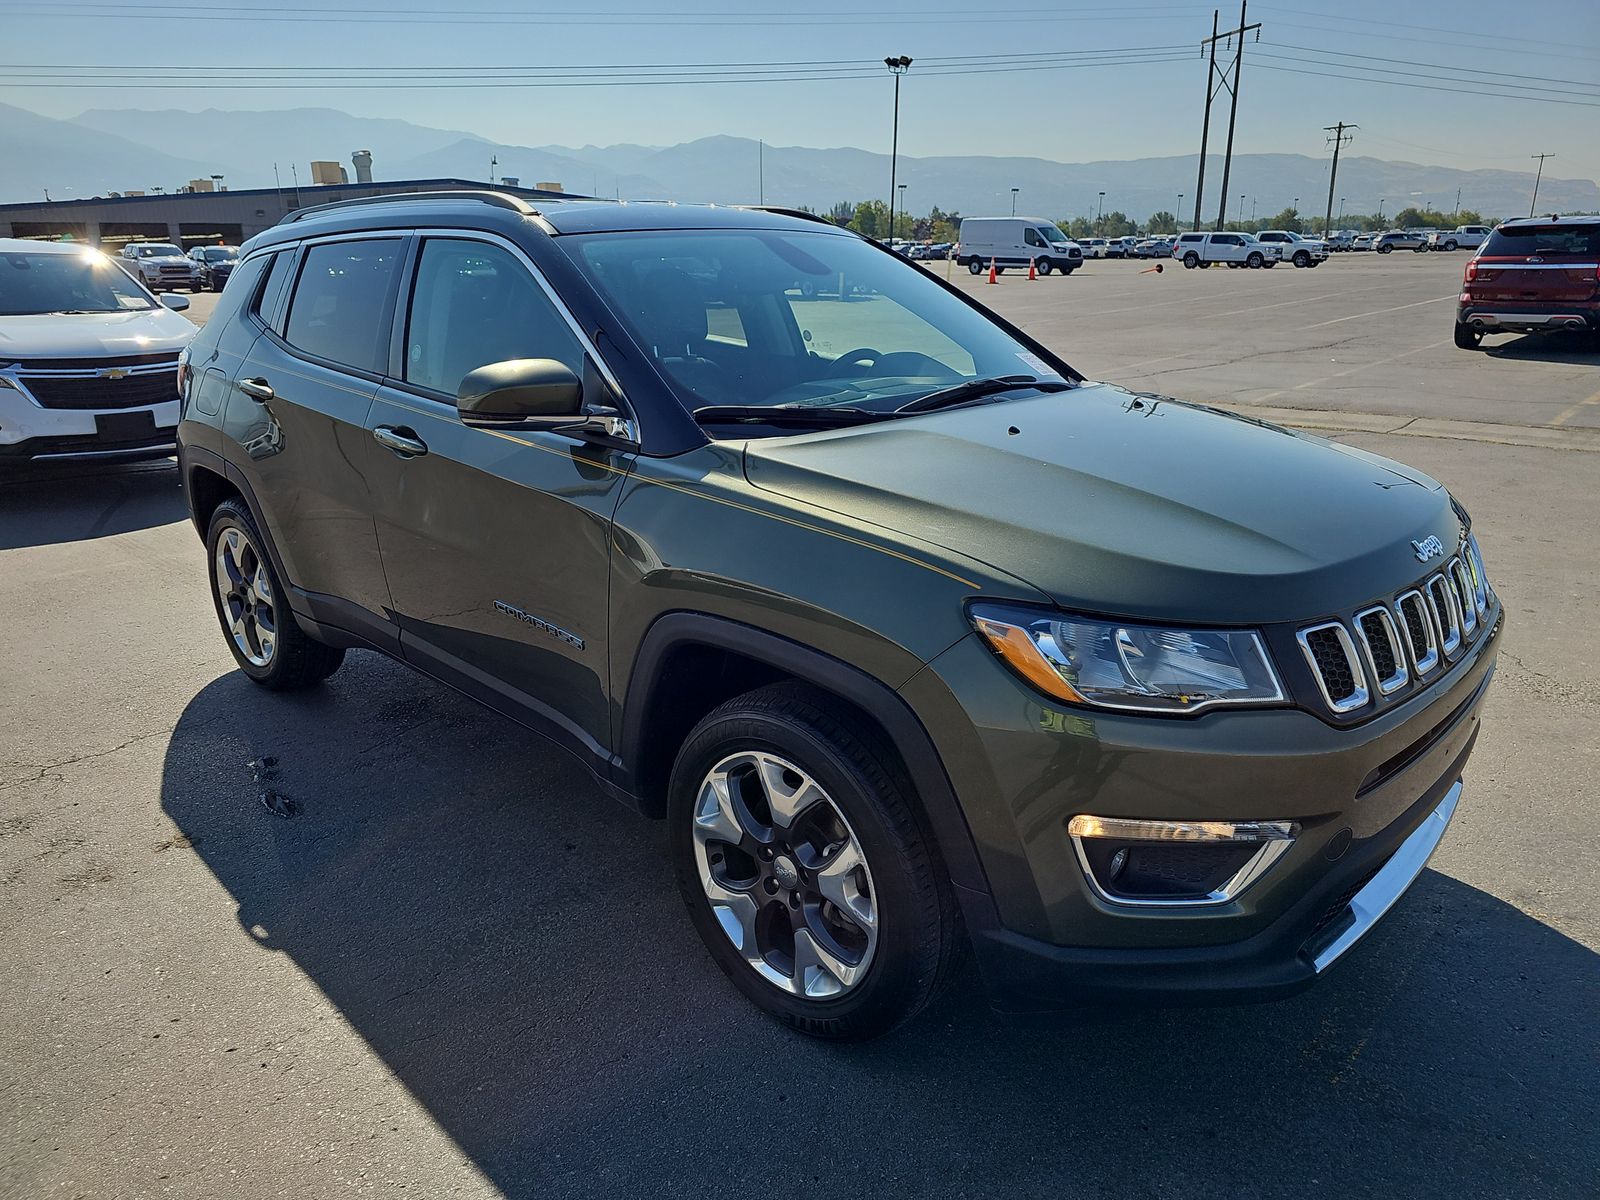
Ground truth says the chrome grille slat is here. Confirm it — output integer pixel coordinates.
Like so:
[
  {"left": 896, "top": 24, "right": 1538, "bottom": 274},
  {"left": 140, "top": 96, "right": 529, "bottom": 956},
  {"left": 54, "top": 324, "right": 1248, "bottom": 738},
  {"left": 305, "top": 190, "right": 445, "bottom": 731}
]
[
  {"left": 1451, "top": 559, "right": 1478, "bottom": 637},
  {"left": 1395, "top": 590, "right": 1441, "bottom": 676},
  {"left": 1354, "top": 605, "right": 1408, "bottom": 695},
  {"left": 1426, "top": 573, "right": 1464, "bottom": 660},
  {"left": 1296, "top": 621, "right": 1370, "bottom": 713}
]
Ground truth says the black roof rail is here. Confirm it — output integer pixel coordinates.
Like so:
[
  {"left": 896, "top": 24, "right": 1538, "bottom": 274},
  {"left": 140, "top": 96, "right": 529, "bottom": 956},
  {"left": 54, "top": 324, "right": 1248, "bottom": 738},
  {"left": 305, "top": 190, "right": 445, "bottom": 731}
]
[
  {"left": 738, "top": 205, "right": 838, "bottom": 227},
  {"left": 284, "top": 188, "right": 538, "bottom": 223}
]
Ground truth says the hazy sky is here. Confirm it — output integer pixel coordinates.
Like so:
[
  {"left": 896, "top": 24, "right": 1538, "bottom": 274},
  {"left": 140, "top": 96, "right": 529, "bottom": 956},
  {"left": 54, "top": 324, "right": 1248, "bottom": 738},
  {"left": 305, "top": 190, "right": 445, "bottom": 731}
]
[{"left": 4, "top": 0, "right": 1597, "bottom": 182}]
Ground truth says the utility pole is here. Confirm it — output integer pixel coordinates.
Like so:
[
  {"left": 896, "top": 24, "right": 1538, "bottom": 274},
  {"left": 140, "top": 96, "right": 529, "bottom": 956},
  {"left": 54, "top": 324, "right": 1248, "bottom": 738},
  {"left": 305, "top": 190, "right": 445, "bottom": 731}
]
[
  {"left": 1322, "top": 122, "right": 1355, "bottom": 238},
  {"left": 758, "top": 139, "right": 764, "bottom": 206},
  {"left": 1529, "top": 153, "right": 1552, "bottom": 217},
  {"left": 1212, "top": 0, "right": 1260, "bottom": 231},
  {"left": 884, "top": 56, "right": 912, "bottom": 243},
  {"left": 1192, "top": 8, "right": 1220, "bottom": 231}
]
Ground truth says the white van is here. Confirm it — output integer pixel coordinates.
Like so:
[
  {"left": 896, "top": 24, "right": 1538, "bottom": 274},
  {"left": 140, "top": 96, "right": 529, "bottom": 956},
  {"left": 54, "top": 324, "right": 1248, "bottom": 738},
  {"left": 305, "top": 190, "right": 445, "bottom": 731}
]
[{"left": 956, "top": 217, "right": 1082, "bottom": 276}]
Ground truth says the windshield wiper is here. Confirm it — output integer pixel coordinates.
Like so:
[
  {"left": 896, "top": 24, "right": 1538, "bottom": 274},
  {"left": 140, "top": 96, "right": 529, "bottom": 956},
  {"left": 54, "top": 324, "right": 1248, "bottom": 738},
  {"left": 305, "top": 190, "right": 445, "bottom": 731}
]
[
  {"left": 895, "top": 374, "right": 1072, "bottom": 415},
  {"left": 692, "top": 405, "right": 892, "bottom": 428}
]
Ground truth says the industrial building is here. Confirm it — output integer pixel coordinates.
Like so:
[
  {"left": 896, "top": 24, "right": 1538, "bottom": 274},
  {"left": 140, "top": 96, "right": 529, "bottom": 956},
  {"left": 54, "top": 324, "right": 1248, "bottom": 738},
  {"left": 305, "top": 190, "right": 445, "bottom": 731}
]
[{"left": 0, "top": 159, "right": 572, "bottom": 251}]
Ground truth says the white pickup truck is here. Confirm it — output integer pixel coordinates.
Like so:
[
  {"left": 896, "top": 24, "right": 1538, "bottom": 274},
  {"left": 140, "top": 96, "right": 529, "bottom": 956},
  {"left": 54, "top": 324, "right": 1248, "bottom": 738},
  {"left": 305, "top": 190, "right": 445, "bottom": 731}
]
[
  {"left": 1171, "top": 230, "right": 1282, "bottom": 269},
  {"left": 1427, "top": 225, "right": 1492, "bottom": 252},
  {"left": 1254, "top": 230, "right": 1329, "bottom": 267}
]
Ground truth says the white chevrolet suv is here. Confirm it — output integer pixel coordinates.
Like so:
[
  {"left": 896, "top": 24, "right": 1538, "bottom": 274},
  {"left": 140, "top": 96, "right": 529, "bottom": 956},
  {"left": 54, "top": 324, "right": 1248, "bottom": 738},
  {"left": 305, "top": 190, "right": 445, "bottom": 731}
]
[{"left": 1, "top": 239, "right": 195, "bottom": 467}]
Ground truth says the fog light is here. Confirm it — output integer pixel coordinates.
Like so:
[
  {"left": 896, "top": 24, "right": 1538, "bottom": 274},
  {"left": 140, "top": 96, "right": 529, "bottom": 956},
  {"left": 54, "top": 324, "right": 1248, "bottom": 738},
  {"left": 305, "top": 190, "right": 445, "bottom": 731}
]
[{"left": 1067, "top": 815, "right": 1297, "bottom": 907}]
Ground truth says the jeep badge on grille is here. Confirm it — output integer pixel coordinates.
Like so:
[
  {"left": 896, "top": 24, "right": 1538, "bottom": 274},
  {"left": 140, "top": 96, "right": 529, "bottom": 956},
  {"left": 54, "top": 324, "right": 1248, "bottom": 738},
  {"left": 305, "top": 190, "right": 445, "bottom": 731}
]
[{"left": 1412, "top": 535, "right": 1445, "bottom": 562}]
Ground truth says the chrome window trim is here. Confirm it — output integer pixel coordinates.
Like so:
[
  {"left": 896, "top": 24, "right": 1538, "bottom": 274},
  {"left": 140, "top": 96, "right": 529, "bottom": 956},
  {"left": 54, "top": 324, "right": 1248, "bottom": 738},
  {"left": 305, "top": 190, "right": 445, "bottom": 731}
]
[
  {"left": 1353, "top": 604, "right": 1409, "bottom": 695},
  {"left": 1067, "top": 816, "right": 1298, "bottom": 909},
  {"left": 1296, "top": 620, "right": 1370, "bottom": 713},
  {"left": 1395, "top": 590, "right": 1441, "bottom": 676},
  {"left": 1426, "top": 572, "right": 1464, "bottom": 659}
]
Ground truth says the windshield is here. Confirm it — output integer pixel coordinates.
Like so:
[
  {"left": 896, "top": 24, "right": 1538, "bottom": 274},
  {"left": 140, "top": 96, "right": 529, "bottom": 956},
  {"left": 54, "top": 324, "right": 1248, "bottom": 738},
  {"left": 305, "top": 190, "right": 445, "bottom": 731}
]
[
  {"left": 570, "top": 228, "right": 1069, "bottom": 422},
  {"left": 136, "top": 244, "right": 182, "bottom": 257},
  {"left": 1039, "top": 227, "right": 1068, "bottom": 245},
  {"left": 1481, "top": 224, "right": 1598, "bottom": 258},
  {"left": 0, "top": 250, "right": 156, "bottom": 315},
  {"left": 202, "top": 247, "right": 238, "bottom": 261}
]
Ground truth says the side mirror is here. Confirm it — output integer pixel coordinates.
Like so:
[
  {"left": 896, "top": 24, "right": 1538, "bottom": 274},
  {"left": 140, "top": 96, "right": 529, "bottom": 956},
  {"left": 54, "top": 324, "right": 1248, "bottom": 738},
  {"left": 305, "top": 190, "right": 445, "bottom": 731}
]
[
  {"left": 457, "top": 358, "right": 583, "bottom": 427},
  {"left": 160, "top": 294, "right": 190, "bottom": 311}
]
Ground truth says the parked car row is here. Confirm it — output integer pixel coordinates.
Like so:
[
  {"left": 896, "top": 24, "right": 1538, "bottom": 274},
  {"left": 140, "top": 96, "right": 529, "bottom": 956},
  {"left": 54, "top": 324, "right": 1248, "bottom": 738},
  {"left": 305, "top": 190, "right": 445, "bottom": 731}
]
[{"left": 114, "top": 241, "right": 240, "bottom": 291}]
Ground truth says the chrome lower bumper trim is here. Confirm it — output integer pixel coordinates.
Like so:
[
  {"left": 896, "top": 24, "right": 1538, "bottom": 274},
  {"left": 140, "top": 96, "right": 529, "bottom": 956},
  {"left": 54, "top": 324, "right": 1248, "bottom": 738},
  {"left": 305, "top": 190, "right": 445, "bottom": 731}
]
[
  {"left": 28, "top": 443, "right": 177, "bottom": 462},
  {"left": 1311, "top": 780, "right": 1461, "bottom": 972}
]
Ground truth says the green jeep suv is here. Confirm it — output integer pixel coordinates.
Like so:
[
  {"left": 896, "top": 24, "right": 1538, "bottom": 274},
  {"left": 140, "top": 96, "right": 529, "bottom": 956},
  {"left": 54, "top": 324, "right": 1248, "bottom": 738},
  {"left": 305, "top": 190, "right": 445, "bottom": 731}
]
[{"left": 176, "top": 192, "right": 1500, "bottom": 1039}]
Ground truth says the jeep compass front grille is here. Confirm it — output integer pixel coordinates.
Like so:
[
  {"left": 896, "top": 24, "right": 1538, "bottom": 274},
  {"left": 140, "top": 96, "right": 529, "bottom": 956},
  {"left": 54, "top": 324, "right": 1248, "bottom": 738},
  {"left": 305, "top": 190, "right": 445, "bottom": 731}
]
[{"left": 1297, "top": 556, "right": 1492, "bottom": 718}]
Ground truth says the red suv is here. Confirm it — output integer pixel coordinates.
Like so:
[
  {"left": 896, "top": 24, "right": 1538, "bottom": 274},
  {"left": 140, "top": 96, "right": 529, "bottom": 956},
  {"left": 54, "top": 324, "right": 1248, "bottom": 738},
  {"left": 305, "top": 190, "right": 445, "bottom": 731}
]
[{"left": 1456, "top": 216, "right": 1600, "bottom": 349}]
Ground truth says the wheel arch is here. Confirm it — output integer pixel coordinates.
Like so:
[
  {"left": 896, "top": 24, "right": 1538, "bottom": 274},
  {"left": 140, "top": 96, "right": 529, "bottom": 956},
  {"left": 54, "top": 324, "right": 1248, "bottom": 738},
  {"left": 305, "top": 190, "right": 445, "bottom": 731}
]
[{"left": 617, "top": 612, "right": 993, "bottom": 902}]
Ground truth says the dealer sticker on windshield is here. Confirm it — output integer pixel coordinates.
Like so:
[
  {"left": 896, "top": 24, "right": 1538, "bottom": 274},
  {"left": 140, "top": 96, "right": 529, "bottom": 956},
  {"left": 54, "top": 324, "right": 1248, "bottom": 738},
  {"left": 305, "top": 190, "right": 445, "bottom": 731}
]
[{"left": 1015, "top": 352, "right": 1061, "bottom": 377}]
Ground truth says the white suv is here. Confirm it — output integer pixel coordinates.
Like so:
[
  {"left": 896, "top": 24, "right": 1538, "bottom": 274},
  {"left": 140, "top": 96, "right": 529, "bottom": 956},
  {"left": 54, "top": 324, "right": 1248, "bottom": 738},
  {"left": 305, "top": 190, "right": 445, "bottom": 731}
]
[
  {"left": 1172, "top": 231, "right": 1280, "bottom": 269},
  {"left": 1, "top": 239, "right": 195, "bottom": 467},
  {"left": 120, "top": 242, "right": 202, "bottom": 292}
]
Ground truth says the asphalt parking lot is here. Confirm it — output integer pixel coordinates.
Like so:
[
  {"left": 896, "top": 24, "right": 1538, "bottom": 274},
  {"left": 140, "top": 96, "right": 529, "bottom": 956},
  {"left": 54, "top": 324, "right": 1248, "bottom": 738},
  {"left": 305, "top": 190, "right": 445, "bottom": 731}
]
[{"left": 3, "top": 250, "right": 1597, "bottom": 1199}]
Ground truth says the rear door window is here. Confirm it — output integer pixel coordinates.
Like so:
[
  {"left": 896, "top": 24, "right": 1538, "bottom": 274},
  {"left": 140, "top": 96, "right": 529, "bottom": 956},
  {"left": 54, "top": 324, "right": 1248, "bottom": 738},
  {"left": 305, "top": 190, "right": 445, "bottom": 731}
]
[{"left": 284, "top": 239, "right": 402, "bottom": 373}]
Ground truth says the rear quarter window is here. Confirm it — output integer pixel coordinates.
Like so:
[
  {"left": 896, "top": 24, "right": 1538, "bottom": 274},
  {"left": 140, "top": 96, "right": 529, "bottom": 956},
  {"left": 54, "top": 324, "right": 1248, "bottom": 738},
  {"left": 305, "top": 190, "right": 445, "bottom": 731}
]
[{"left": 1481, "top": 224, "right": 1599, "bottom": 258}]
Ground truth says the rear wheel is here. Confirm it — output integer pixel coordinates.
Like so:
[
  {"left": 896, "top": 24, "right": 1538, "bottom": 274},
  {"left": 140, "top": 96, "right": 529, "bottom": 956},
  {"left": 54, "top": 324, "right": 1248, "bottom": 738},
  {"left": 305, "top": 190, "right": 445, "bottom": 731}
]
[
  {"left": 206, "top": 499, "right": 345, "bottom": 689},
  {"left": 668, "top": 683, "right": 959, "bottom": 1040},
  {"left": 1183, "top": 252, "right": 1200, "bottom": 269},
  {"left": 1454, "top": 323, "right": 1483, "bottom": 350},
  {"left": 1378, "top": 244, "right": 1393, "bottom": 254},
  {"left": 1444, "top": 240, "right": 1458, "bottom": 251}
]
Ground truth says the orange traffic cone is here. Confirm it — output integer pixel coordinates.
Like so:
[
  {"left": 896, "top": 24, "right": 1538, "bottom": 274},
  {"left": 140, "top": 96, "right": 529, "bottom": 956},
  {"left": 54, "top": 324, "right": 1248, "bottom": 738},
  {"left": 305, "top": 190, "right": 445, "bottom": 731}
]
[
  {"left": 987, "top": 257, "right": 998, "bottom": 284},
  {"left": 1027, "top": 257, "right": 1037, "bottom": 280}
]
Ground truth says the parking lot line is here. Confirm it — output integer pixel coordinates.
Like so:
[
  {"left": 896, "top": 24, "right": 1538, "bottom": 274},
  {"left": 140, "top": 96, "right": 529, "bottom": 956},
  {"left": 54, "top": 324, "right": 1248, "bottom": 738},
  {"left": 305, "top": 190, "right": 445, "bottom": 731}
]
[
  {"left": 1250, "top": 337, "right": 1453, "bottom": 405},
  {"left": 1303, "top": 294, "right": 1458, "bottom": 329},
  {"left": 1549, "top": 387, "right": 1600, "bottom": 428}
]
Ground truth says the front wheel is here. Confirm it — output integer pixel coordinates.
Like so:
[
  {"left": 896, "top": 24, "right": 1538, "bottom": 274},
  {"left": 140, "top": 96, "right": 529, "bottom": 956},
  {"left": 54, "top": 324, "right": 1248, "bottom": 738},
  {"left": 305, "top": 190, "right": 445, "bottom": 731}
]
[
  {"left": 668, "top": 683, "right": 959, "bottom": 1040},
  {"left": 1293, "top": 250, "right": 1310, "bottom": 267},
  {"left": 967, "top": 258, "right": 983, "bottom": 275},
  {"left": 1246, "top": 252, "right": 1264, "bottom": 269},
  {"left": 1454, "top": 323, "right": 1483, "bottom": 350},
  {"left": 206, "top": 499, "right": 345, "bottom": 689},
  {"left": 1183, "top": 252, "right": 1200, "bottom": 269},
  {"left": 1036, "top": 258, "right": 1053, "bottom": 276}
]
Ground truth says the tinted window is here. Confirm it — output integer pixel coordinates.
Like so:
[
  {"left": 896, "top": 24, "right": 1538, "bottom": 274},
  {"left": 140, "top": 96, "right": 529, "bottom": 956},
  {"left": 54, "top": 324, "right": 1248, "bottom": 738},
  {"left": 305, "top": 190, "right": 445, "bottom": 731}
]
[
  {"left": 1481, "top": 223, "right": 1598, "bottom": 258},
  {"left": 284, "top": 239, "right": 401, "bottom": 373},
  {"left": 1024, "top": 229, "right": 1044, "bottom": 247},
  {"left": 405, "top": 238, "right": 584, "bottom": 396},
  {"left": 0, "top": 249, "right": 154, "bottom": 316},
  {"left": 256, "top": 250, "right": 293, "bottom": 325},
  {"left": 202, "top": 253, "right": 270, "bottom": 330}
]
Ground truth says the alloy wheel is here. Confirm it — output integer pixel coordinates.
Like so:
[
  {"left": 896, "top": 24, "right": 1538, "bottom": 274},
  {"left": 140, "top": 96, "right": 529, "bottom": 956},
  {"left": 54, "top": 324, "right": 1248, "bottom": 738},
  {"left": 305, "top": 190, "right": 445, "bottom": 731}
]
[
  {"left": 691, "top": 751, "right": 878, "bottom": 999},
  {"left": 214, "top": 526, "right": 277, "bottom": 667}
]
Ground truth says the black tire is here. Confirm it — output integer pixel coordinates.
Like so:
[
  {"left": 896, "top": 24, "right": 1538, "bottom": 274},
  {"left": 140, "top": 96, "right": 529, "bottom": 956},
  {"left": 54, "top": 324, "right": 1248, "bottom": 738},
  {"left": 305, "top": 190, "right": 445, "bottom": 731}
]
[
  {"left": 1378, "top": 244, "right": 1393, "bottom": 254},
  {"left": 1292, "top": 250, "right": 1310, "bottom": 267},
  {"left": 1444, "top": 240, "right": 1458, "bottom": 251},
  {"left": 1199, "top": 260, "right": 1212, "bottom": 268},
  {"left": 967, "top": 258, "right": 983, "bottom": 275},
  {"left": 1246, "top": 252, "right": 1264, "bottom": 269},
  {"left": 206, "top": 498, "right": 345, "bottom": 690},
  {"left": 1183, "top": 252, "right": 1200, "bottom": 269},
  {"left": 1414, "top": 244, "right": 1429, "bottom": 253},
  {"left": 1307, "top": 260, "right": 1321, "bottom": 267},
  {"left": 667, "top": 682, "right": 960, "bottom": 1040},
  {"left": 1036, "top": 258, "right": 1053, "bottom": 276},
  {"left": 1454, "top": 323, "right": 1483, "bottom": 350}
]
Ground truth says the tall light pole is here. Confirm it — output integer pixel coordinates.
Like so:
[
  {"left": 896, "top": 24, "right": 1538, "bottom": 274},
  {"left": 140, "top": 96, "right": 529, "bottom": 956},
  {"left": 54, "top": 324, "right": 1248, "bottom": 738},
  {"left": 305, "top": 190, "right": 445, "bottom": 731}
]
[
  {"left": 1177, "top": 192, "right": 1184, "bottom": 225},
  {"left": 898, "top": 183, "right": 907, "bottom": 237},
  {"left": 1529, "top": 152, "right": 1552, "bottom": 217},
  {"left": 1238, "top": 193, "right": 1245, "bottom": 224},
  {"left": 1377, "top": 197, "right": 1386, "bottom": 223},
  {"left": 1338, "top": 196, "right": 1346, "bottom": 220},
  {"left": 1097, "top": 191, "right": 1105, "bottom": 224},
  {"left": 885, "top": 56, "right": 912, "bottom": 243},
  {"left": 1010, "top": 187, "right": 1019, "bottom": 216}
]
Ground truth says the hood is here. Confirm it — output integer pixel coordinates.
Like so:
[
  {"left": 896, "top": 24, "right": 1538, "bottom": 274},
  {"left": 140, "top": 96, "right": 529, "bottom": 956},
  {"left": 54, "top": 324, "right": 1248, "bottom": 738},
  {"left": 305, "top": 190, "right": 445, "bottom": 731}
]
[
  {"left": 741, "top": 384, "right": 1457, "bottom": 624},
  {"left": 0, "top": 309, "right": 196, "bottom": 360}
]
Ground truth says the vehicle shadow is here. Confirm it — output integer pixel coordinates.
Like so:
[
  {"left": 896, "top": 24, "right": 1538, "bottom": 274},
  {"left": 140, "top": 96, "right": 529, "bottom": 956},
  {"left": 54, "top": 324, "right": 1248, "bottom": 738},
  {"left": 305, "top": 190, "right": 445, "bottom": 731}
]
[
  {"left": 0, "top": 459, "right": 185, "bottom": 551},
  {"left": 161, "top": 656, "right": 1598, "bottom": 1199},
  {"left": 1483, "top": 333, "right": 1600, "bottom": 366}
]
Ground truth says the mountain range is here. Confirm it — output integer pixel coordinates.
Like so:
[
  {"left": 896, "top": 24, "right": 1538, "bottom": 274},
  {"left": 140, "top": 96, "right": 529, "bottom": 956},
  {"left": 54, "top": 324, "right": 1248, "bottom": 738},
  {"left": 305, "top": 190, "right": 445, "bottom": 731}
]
[{"left": 4, "top": 102, "right": 1596, "bottom": 221}]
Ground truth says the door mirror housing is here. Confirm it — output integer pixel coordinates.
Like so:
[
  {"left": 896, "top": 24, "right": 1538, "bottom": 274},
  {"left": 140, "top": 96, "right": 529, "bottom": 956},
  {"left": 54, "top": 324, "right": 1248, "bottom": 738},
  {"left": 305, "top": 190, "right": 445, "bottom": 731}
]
[
  {"left": 456, "top": 357, "right": 636, "bottom": 443},
  {"left": 457, "top": 358, "right": 583, "bottom": 426},
  {"left": 160, "top": 293, "right": 190, "bottom": 312}
]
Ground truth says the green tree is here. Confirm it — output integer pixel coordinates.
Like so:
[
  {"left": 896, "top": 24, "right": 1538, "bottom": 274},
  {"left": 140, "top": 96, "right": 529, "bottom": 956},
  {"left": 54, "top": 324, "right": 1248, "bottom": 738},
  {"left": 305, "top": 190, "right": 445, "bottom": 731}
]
[
  {"left": 827, "top": 200, "right": 856, "bottom": 226},
  {"left": 1263, "top": 207, "right": 1302, "bottom": 233},
  {"left": 1146, "top": 210, "right": 1179, "bottom": 234},
  {"left": 849, "top": 199, "right": 890, "bottom": 239},
  {"left": 1096, "top": 210, "right": 1137, "bottom": 238}
]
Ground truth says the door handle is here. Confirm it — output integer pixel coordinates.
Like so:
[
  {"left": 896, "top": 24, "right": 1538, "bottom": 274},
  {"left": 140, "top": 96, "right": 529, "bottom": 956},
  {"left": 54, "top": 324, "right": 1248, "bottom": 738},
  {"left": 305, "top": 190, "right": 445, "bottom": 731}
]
[
  {"left": 373, "top": 425, "right": 428, "bottom": 457},
  {"left": 237, "top": 377, "right": 274, "bottom": 401}
]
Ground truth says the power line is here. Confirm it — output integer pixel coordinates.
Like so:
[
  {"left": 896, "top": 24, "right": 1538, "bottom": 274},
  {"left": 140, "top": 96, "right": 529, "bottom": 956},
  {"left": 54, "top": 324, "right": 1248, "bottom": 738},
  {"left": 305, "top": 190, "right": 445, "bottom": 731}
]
[
  {"left": 1255, "top": 48, "right": 1600, "bottom": 99},
  {"left": 1249, "top": 60, "right": 1600, "bottom": 109},
  {"left": 1269, "top": 42, "right": 1600, "bottom": 92}
]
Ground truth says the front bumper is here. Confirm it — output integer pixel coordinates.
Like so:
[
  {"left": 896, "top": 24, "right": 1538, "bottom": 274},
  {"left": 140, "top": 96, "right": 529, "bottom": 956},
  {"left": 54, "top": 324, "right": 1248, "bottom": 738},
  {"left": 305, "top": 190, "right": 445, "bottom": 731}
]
[
  {"left": 904, "top": 596, "right": 1500, "bottom": 1009},
  {"left": 0, "top": 398, "right": 179, "bottom": 462}
]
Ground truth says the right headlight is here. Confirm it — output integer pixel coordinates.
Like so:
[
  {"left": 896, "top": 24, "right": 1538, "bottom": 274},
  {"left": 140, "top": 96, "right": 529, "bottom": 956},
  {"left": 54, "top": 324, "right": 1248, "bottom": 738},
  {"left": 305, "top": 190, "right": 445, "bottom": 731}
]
[{"left": 970, "top": 602, "right": 1286, "bottom": 715}]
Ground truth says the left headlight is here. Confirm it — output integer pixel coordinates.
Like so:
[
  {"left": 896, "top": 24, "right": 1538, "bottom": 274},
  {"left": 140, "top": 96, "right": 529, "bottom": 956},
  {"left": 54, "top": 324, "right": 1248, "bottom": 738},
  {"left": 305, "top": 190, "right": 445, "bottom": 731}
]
[{"left": 970, "top": 602, "right": 1286, "bottom": 715}]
